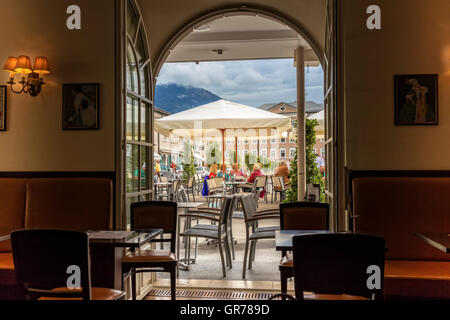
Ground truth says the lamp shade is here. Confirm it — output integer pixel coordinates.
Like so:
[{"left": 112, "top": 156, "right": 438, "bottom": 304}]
[
  {"left": 33, "top": 56, "right": 50, "bottom": 74},
  {"left": 3, "top": 56, "right": 17, "bottom": 72},
  {"left": 14, "top": 55, "right": 32, "bottom": 74}
]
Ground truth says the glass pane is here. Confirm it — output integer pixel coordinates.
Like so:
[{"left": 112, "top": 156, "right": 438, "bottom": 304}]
[
  {"left": 140, "top": 66, "right": 149, "bottom": 98},
  {"left": 140, "top": 146, "right": 150, "bottom": 191},
  {"left": 126, "top": 97, "right": 139, "bottom": 141},
  {"left": 135, "top": 31, "right": 149, "bottom": 67},
  {"left": 126, "top": 196, "right": 139, "bottom": 229},
  {"left": 140, "top": 103, "right": 148, "bottom": 141},
  {"left": 126, "top": 144, "right": 140, "bottom": 193},
  {"left": 127, "top": 42, "right": 138, "bottom": 94},
  {"left": 126, "top": 0, "right": 139, "bottom": 40},
  {"left": 141, "top": 193, "right": 152, "bottom": 201}
]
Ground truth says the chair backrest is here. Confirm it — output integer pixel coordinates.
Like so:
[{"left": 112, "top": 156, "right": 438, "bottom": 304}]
[
  {"left": 130, "top": 201, "right": 178, "bottom": 253},
  {"left": 219, "top": 197, "right": 234, "bottom": 228},
  {"left": 280, "top": 202, "right": 329, "bottom": 231},
  {"left": 292, "top": 233, "right": 385, "bottom": 300},
  {"left": 11, "top": 229, "right": 91, "bottom": 300},
  {"left": 240, "top": 195, "right": 256, "bottom": 221},
  {"left": 160, "top": 176, "right": 168, "bottom": 183},
  {"left": 172, "top": 179, "right": 180, "bottom": 193},
  {"left": 214, "top": 178, "right": 224, "bottom": 188},
  {"left": 178, "top": 188, "right": 189, "bottom": 203},
  {"left": 273, "top": 176, "right": 285, "bottom": 190},
  {"left": 187, "top": 176, "right": 194, "bottom": 188},
  {"left": 207, "top": 179, "right": 216, "bottom": 190},
  {"left": 255, "top": 176, "right": 267, "bottom": 188}
]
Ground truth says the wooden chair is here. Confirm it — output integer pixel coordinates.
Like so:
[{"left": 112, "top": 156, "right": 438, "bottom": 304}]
[
  {"left": 11, "top": 229, "right": 125, "bottom": 300},
  {"left": 278, "top": 202, "right": 329, "bottom": 297},
  {"left": 183, "top": 176, "right": 196, "bottom": 202},
  {"left": 122, "top": 201, "right": 178, "bottom": 300},
  {"left": 272, "top": 176, "right": 286, "bottom": 203},
  {"left": 240, "top": 195, "right": 279, "bottom": 279},
  {"left": 273, "top": 233, "right": 385, "bottom": 300},
  {"left": 179, "top": 197, "right": 234, "bottom": 277}
]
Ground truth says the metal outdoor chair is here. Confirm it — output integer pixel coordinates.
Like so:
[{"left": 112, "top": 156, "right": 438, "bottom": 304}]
[
  {"left": 178, "top": 197, "right": 235, "bottom": 277},
  {"left": 240, "top": 195, "right": 279, "bottom": 279}
]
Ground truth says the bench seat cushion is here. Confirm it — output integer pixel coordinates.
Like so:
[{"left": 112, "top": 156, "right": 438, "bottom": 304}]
[
  {"left": 0, "top": 253, "right": 16, "bottom": 285},
  {"left": 384, "top": 260, "right": 450, "bottom": 299}
]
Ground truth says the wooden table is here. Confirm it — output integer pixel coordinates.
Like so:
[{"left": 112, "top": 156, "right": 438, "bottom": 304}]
[
  {"left": 0, "top": 228, "right": 163, "bottom": 290},
  {"left": 415, "top": 232, "right": 450, "bottom": 253},
  {"left": 275, "top": 230, "right": 331, "bottom": 251}
]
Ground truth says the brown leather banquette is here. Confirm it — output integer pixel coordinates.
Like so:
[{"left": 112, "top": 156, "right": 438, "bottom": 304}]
[
  {"left": 352, "top": 177, "right": 450, "bottom": 299},
  {"left": 0, "top": 178, "right": 113, "bottom": 299}
]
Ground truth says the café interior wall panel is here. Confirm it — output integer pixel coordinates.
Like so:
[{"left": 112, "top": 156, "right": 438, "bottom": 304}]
[
  {"left": 137, "top": 0, "right": 327, "bottom": 70},
  {"left": 341, "top": 0, "right": 450, "bottom": 170},
  {"left": 0, "top": 0, "right": 115, "bottom": 171}
]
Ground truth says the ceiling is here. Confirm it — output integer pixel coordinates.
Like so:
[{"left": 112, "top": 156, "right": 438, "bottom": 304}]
[{"left": 166, "top": 15, "right": 320, "bottom": 66}]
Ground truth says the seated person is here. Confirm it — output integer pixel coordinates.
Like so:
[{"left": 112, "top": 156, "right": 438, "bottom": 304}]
[
  {"left": 218, "top": 164, "right": 230, "bottom": 182},
  {"left": 208, "top": 163, "right": 218, "bottom": 179},
  {"left": 248, "top": 163, "right": 263, "bottom": 183},
  {"left": 274, "top": 160, "right": 290, "bottom": 186},
  {"left": 230, "top": 163, "right": 247, "bottom": 179}
]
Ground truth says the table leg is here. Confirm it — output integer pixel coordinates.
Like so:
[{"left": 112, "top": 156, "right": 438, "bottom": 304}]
[{"left": 90, "top": 246, "right": 123, "bottom": 290}]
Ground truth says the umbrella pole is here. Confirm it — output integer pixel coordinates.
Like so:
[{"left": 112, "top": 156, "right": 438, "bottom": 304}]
[
  {"left": 220, "top": 129, "right": 226, "bottom": 165},
  {"left": 235, "top": 136, "right": 238, "bottom": 163}
]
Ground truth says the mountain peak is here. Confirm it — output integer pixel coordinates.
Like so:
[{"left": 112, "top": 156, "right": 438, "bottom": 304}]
[{"left": 154, "top": 83, "right": 221, "bottom": 114}]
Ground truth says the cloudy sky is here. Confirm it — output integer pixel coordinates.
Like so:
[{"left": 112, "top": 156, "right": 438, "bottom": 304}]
[{"left": 156, "top": 59, "right": 324, "bottom": 107}]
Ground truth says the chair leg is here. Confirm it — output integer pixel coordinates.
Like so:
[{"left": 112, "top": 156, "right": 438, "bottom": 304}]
[
  {"left": 242, "top": 234, "right": 250, "bottom": 279},
  {"left": 225, "top": 233, "right": 232, "bottom": 269},
  {"left": 218, "top": 237, "right": 227, "bottom": 277},
  {"left": 280, "top": 270, "right": 288, "bottom": 300},
  {"left": 229, "top": 225, "right": 235, "bottom": 260},
  {"left": 170, "top": 266, "right": 177, "bottom": 300},
  {"left": 248, "top": 241, "right": 255, "bottom": 270},
  {"left": 131, "top": 271, "right": 137, "bottom": 300}
]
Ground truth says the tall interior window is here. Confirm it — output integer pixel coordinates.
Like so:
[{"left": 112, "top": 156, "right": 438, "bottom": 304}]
[{"left": 125, "top": 0, "right": 153, "bottom": 226}]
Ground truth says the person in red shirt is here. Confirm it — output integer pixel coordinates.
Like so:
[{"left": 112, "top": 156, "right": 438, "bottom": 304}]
[
  {"left": 247, "top": 163, "right": 263, "bottom": 183},
  {"left": 209, "top": 163, "right": 218, "bottom": 179}
]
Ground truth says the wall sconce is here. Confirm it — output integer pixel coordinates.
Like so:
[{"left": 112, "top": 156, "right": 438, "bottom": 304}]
[{"left": 3, "top": 55, "right": 50, "bottom": 97}]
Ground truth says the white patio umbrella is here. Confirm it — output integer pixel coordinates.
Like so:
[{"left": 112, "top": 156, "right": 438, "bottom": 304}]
[
  {"left": 308, "top": 110, "right": 324, "bottom": 134},
  {"left": 155, "top": 99, "right": 291, "bottom": 164}
]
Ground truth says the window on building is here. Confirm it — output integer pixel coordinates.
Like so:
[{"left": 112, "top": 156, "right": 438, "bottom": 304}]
[
  {"left": 290, "top": 138, "right": 296, "bottom": 143},
  {"left": 321, "top": 148, "right": 326, "bottom": 157},
  {"left": 270, "top": 149, "right": 276, "bottom": 159},
  {"left": 270, "top": 139, "right": 276, "bottom": 144},
  {"left": 244, "top": 139, "right": 249, "bottom": 144},
  {"left": 280, "top": 106, "right": 286, "bottom": 111},
  {"left": 251, "top": 150, "right": 257, "bottom": 157},
  {"left": 261, "top": 139, "right": 267, "bottom": 144},
  {"left": 313, "top": 148, "right": 317, "bottom": 155},
  {"left": 251, "top": 139, "right": 258, "bottom": 144},
  {"left": 280, "top": 138, "right": 286, "bottom": 143},
  {"left": 289, "top": 148, "right": 296, "bottom": 158},
  {"left": 261, "top": 149, "right": 267, "bottom": 157},
  {"left": 280, "top": 148, "right": 286, "bottom": 158},
  {"left": 161, "top": 135, "right": 168, "bottom": 141}
]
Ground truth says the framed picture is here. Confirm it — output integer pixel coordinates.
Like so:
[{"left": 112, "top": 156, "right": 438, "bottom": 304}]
[
  {"left": 62, "top": 83, "right": 99, "bottom": 130},
  {"left": 0, "top": 85, "right": 6, "bottom": 131},
  {"left": 395, "top": 74, "right": 438, "bottom": 125}
]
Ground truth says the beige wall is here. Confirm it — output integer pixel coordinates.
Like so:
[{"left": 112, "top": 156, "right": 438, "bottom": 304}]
[
  {"left": 137, "top": 0, "right": 326, "bottom": 71},
  {"left": 342, "top": 0, "right": 450, "bottom": 170},
  {"left": 0, "top": 0, "right": 116, "bottom": 171}
]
